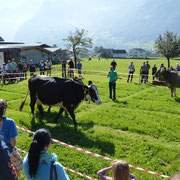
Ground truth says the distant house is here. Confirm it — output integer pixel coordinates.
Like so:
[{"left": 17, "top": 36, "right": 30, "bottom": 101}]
[
  {"left": 129, "top": 48, "right": 147, "bottom": 59},
  {"left": 112, "top": 49, "right": 127, "bottom": 58},
  {"left": 98, "top": 48, "right": 127, "bottom": 58}
]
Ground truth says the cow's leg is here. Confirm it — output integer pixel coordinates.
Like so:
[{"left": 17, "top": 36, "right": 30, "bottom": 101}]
[
  {"left": 171, "top": 88, "right": 174, "bottom": 97},
  {"left": 54, "top": 107, "right": 64, "bottom": 123},
  {"left": 174, "top": 88, "right": 176, "bottom": 97},
  {"left": 29, "top": 90, "right": 37, "bottom": 118},
  {"left": 37, "top": 104, "right": 44, "bottom": 117},
  {"left": 48, "top": 106, "right": 52, "bottom": 112},
  {"left": 67, "top": 107, "right": 77, "bottom": 127}
]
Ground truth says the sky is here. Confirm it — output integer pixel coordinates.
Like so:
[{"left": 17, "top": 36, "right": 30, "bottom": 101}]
[
  {"left": 0, "top": 0, "right": 48, "bottom": 40},
  {"left": 0, "top": 0, "right": 179, "bottom": 49}
]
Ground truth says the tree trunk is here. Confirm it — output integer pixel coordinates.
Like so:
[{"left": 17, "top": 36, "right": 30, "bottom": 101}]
[
  {"left": 167, "top": 57, "right": 170, "bottom": 68},
  {"left": 73, "top": 47, "right": 77, "bottom": 68}
]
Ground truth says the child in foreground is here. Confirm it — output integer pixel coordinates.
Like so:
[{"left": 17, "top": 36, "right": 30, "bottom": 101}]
[{"left": 97, "top": 160, "right": 136, "bottom": 180}]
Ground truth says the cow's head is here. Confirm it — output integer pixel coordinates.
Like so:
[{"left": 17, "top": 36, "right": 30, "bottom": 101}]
[
  {"left": 155, "top": 67, "right": 166, "bottom": 80},
  {"left": 84, "top": 81, "right": 102, "bottom": 105}
]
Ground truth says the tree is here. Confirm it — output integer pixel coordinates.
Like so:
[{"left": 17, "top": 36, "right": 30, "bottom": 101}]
[
  {"left": 154, "top": 31, "right": 180, "bottom": 67},
  {"left": 94, "top": 46, "right": 104, "bottom": 54},
  {"left": 63, "top": 28, "right": 92, "bottom": 67},
  {"left": 53, "top": 44, "right": 57, "bottom": 48}
]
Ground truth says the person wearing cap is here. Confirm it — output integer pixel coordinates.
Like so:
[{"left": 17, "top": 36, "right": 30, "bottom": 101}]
[{"left": 107, "top": 66, "right": 118, "bottom": 100}]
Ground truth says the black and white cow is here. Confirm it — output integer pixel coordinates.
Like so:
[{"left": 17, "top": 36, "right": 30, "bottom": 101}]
[{"left": 20, "top": 75, "right": 102, "bottom": 127}]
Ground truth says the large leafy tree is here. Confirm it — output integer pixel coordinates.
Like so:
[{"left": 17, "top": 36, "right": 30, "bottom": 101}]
[
  {"left": 154, "top": 31, "right": 180, "bottom": 67},
  {"left": 63, "top": 28, "right": 92, "bottom": 67}
]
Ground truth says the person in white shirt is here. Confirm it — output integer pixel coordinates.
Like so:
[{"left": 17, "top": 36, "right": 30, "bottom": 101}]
[{"left": 127, "top": 62, "right": 135, "bottom": 82}]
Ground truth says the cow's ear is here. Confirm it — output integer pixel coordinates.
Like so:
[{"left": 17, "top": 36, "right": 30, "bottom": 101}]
[{"left": 88, "top": 81, "right": 93, "bottom": 85}]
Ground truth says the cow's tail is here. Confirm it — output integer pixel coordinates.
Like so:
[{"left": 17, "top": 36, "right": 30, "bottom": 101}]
[{"left": 19, "top": 89, "right": 29, "bottom": 111}]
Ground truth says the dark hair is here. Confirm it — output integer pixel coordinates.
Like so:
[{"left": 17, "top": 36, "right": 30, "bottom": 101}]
[
  {"left": 0, "top": 99, "right": 7, "bottom": 119},
  {"left": 28, "top": 128, "right": 51, "bottom": 178}
]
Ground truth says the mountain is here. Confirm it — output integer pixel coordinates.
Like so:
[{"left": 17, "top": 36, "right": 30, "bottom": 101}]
[{"left": 14, "top": 0, "right": 180, "bottom": 49}]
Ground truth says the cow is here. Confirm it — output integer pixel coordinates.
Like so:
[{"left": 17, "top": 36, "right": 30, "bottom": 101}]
[
  {"left": 155, "top": 67, "right": 180, "bottom": 97},
  {"left": 19, "top": 75, "right": 102, "bottom": 127}
]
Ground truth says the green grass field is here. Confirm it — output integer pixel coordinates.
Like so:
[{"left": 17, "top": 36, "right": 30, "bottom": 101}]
[{"left": 1, "top": 57, "right": 180, "bottom": 179}]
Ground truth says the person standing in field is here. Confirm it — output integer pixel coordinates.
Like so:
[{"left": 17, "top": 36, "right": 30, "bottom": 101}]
[
  {"left": 140, "top": 62, "right": 148, "bottom": 84},
  {"left": 152, "top": 64, "right": 157, "bottom": 80},
  {"left": 11, "top": 58, "right": 17, "bottom": 75},
  {"left": 62, "top": 60, "right": 67, "bottom": 77},
  {"left": 175, "top": 63, "right": 180, "bottom": 71},
  {"left": 111, "top": 60, "right": 117, "bottom": 70},
  {"left": 28, "top": 60, "right": 36, "bottom": 77},
  {"left": 68, "top": 58, "right": 74, "bottom": 78},
  {"left": 127, "top": 61, "right": 135, "bottom": 82},
  {"left": 107, "top": 66, "right": 118, "bottom": 100},
  {"left": 77, "top": 60, "right": 82, "bottom": 77},
  {"left": 145, "top": 61, "right": 150, "bottom": 82}
]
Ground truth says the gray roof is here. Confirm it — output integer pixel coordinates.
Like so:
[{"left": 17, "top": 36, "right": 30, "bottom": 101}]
[
  {"left": 0, "top": 44, "right": 52, "bottom": 54},
  {"left": 0, "top": 37, "right": 4, "bottom": 41},
  {"left": 112, "top": 49, "right": 127, "bottom": 54}
]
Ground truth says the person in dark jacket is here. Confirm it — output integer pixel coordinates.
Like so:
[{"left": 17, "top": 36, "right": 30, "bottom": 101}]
[
  {"left": 68, "top": 58, "right": 74, "bottom": 78},
  {"left": 140, "top": 62, "right": 148, "bottom": 84},
  {"left": 0, "top": 140, "right": 18, "bottom": 180},
  {"left": 111, "top": 60, "right": 117, "bottom": 70},
  {"left": 145, "top": 61, "right": 150, "bottom": 82},
  {"left": 28, "top": 60, "right": 36, "bottom": 77},
  {"left": 152, "top": 64, "right": 157, "bottom": 80}
]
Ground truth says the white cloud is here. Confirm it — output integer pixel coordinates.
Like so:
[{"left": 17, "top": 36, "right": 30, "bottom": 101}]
[{"left": 144, "top": 15, "right": 152, "bottom": 19}]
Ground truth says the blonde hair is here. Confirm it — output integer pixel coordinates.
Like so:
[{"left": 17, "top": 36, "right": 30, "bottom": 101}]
[{"left": 112, "top": 160, "right": 130, "bottom": 180}]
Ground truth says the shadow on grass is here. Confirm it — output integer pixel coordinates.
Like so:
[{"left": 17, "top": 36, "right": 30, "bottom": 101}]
[
  {"left": 47, "top": 123, "right": 115, "bottom": 156},
  {"left": 19, "top": 110, "right": 115, "bottom": 155},
  {"left": 175, "top": 97, "right": 180, "bottom": 103}
]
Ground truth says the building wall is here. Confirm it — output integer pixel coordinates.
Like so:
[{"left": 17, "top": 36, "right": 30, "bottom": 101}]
[
  {"left": 129, "top": 50, "right": 146, "bottom": 58},
  {"left": 20, "top": 48, "right": 51, "bottom": 64},
  {"left": 0, "top": 52, "right": 4, "bottom": 66},
  {"left": 113, "top": 53, "right": 127, "bottom": 58}
]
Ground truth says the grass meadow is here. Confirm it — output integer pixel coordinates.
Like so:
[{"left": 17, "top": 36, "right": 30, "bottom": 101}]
[{"left": 1, "top": 57, "right": 180, "bottom": 179}]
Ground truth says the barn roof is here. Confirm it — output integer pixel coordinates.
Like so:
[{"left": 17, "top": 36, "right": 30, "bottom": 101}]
[
  {"left": 0, "top": 36, "right": 4, "bottom": 41},
  {"left": 112, "top": 49, "right": 127, "bottom": 54}
]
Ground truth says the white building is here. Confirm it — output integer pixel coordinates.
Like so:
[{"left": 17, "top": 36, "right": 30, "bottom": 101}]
[{"left": 129, "top": 48, "right": 147, "bottom": 59}]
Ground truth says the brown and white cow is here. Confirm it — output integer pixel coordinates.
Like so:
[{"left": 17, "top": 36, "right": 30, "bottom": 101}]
[{"left": 155, "top": 68, "right": 180, "bottom": 97}]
